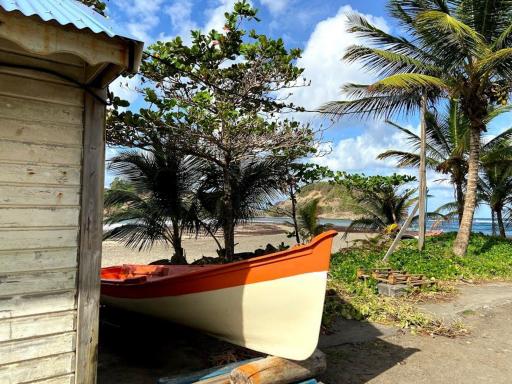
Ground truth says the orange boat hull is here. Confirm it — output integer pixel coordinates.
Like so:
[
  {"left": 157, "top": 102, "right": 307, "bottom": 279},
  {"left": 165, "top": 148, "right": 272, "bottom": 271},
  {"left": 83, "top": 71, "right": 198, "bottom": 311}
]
[{"left": 101, "top": 230, "right": 337, "bottom": 360}]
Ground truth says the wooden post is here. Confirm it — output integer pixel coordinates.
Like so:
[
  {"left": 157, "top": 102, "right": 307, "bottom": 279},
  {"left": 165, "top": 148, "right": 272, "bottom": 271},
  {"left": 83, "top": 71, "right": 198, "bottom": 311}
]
[
  {"left": 418, "top": 94, "right": 427, "bottom": 251},
  {"left": 230, "top": 349, "right": 326, "bottom": 384},
  {"left": 383, "top": 202, "right": 419, "bottom": 261},
  {"left": 75, "top": 89, "right": 106, "bottom": 384}
]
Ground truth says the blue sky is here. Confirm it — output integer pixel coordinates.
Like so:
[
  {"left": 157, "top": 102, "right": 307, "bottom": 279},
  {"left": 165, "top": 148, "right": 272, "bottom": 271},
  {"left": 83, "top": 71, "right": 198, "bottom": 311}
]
[{"left": 106, "top": 0, "right": 504, "bottom": 217}]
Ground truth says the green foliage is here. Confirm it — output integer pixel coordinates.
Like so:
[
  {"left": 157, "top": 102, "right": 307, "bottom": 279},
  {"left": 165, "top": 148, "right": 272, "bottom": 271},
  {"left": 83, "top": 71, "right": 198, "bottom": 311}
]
[
  {"left": 106, "top": 1, "right": 319, "bottom": 259},
  {"left": 325, "top": 233, "right": 512, "bottom": 334},
  {"left": 331, "top": 172, "right": 417, "bottom": 231},
  {"left": 331, "top": 233, "right": 512, "bottom": 283},
  {"left": 103, "top": 143, "right": 204, "bottom": 264},
  {"left": 80, "top": 0, "right": 107, "bottom": 16},
  {"left": 294, "top": 198, "right": 332, "bottom": 242}
]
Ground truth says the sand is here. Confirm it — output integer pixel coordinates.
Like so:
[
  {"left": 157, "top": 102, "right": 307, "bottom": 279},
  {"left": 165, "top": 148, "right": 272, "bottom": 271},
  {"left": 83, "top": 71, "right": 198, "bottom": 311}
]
[{"left": 101, "top": 223, "right": 375, "bottom": 266}]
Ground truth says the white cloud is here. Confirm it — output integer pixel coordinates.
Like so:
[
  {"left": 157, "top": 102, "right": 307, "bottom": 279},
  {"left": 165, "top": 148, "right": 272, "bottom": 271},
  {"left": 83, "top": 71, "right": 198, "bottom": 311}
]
[
  {"left": 115, "top": 0, "right": 165, "bottom": 42},
  {"left": 165, "top": 0, "right": 198, "bottom": 40},
  {"left": 204, "top": 0, "right": 241, "bottom": 32},
  {"left": 291, "top": 5, "right": 389, "bottom": 111},
  {"left": 311, "top": 121, "right": 408, "bottom": 172},
  {"left": 260, "top": 0, "right": 289, "bottom": 15}
]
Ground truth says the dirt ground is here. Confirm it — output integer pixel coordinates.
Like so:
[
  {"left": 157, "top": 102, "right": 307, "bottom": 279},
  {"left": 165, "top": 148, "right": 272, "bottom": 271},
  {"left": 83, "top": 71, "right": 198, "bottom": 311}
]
[
  {"left": 97, "top": 282, "right": 512, "bottom": 384},
  {"left": 319, "top": 282, "right": 512, "bottom": 384}
]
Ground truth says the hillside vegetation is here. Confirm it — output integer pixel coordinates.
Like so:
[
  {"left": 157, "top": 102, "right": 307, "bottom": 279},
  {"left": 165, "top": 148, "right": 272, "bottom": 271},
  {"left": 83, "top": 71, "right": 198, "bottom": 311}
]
[{"left": 268, "top": 182, "right": 360, "bottom": 219}]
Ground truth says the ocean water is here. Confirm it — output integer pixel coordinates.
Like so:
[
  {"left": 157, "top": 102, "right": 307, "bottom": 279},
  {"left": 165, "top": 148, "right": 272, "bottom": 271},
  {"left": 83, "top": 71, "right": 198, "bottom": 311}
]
[{"left": 252, "top": 216, "right": 510, "bottom": 236}]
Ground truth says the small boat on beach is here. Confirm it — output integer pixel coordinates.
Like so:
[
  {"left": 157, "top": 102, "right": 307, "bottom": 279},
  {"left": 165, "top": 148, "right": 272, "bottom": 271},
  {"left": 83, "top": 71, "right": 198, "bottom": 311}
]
[{"left": 100, "top": 230, "right": 337, "bottom": 360}]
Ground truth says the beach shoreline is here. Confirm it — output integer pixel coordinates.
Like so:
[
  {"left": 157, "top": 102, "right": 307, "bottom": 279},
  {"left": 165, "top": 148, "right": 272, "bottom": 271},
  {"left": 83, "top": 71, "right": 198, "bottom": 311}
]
[{"left": 101, "top": 222, "right": 378, "bottom": 267}]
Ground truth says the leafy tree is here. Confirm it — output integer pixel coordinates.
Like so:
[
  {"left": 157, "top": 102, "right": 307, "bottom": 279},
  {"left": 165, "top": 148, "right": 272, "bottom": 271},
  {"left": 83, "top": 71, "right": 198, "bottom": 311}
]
[
  {"left": 378, "top": 99, "right": 512, "bottom": 225},
  {"left": 197, "top": 158, "right": 287, "bottom": 256},
  {"left": 103, "top": 142, "right": 204, "bottom": 264},
  {"left": 321, "top": 1, "right": 512, "bottom": 256},
  {"left": 79, "top": 0, "right": 107, "bottom": 16},
  {"left": 272, "top": 163, "right": 333, "bottom": 243},
  {"left": 332, "top": 173, "right": 417, "bottom": 232},
  {"left": 107, "top": 1, "right": 317, "bottom": 260}
]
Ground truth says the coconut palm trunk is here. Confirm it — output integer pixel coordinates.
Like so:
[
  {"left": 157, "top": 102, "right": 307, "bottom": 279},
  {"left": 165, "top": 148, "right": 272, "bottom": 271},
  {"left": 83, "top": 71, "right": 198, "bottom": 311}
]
[
  {"left": 453, "top": 125, "right": 481, "bottom": 256},
  {"left": 495, "top": 207, "right": 507, "bottom": 238}
]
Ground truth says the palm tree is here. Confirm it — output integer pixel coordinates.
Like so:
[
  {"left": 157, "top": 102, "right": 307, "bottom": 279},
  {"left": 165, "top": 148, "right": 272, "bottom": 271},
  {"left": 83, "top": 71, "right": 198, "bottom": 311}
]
[
  {"left": 321, "top": 1, "right": 512, "bottom": 256},
  {"left": 295, "top": 199, "right": 332, "bottom": 242},
  {"left": 103, "top": 143, "right": 204, "bottom": 264},
  {"left": 479, "top": 143, "right": 512, "bottom": 237},
  {"left": 197, "top": 158, "right": 287, "bottom": 259},
  {"left": 378, "top": 100, "right": 512, "bottom": 225}
]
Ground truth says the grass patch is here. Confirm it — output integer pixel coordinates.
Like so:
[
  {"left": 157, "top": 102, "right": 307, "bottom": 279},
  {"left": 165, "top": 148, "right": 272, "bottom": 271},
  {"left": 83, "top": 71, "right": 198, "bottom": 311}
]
[{"left": 324, "top": 233, "right": 512, "bottom": 335}]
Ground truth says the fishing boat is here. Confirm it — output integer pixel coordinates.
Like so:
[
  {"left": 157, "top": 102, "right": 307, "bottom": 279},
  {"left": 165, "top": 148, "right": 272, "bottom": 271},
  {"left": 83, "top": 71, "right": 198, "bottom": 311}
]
[{"left": 100, "top": 230, "right": 337, "bottom": 360}]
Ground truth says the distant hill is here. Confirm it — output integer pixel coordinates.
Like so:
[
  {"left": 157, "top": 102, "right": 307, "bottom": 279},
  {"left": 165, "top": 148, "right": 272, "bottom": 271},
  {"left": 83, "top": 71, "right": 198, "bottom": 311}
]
[{"left": 267, "top": 182, "right": 361, "bottom": 220}]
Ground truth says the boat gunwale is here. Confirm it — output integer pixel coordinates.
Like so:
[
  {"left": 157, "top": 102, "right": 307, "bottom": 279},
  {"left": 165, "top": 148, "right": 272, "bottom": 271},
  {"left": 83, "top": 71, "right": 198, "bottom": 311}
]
[{"left": 101, "top": 230, "right": 338, "bottom": 288}]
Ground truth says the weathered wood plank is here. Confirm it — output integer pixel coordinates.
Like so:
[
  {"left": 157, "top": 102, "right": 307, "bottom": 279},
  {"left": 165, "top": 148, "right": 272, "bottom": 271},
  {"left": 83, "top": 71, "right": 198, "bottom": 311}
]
[
  {"left": 0, "top": 38, "right": 86, "bottom": 66},
  {"left": 0, "top": 9, "right": 130, "bottom": 68},
  {"left": 0, "top": 352, "right": 75, "bottom": 384},
  {"left": 0, "top": 248, "right": 78, "bottom": 274},
  {"left": 0, "top": 95, "right": 83, "bottom": 125},
  {"left": 0, "top": 290, "right": 76, "bottom": 319},
  {"left": 0, "top": 270, "right": 77, "bottom": 297},
  {"left": 0, "top": 229, "right": 78, "bottom": 251},
  {"left": 0, "top": 207, "right": 80, "bottom": 228},
  {"left": 26, "top": 374, "right": 75, "bottom": 384},
  {"left": 0, "top": 185, "right": 80, "bottom": 206},
  {"left": 0, "top": 72, "right": 84, "bottom": 106},
  {"left": 0, "top": 140, "right": 82, "bottom": 166},
  {"left": 0, "top": 331, "right": 75, "bottom": 365},
  {"left": 75, "top": 90, "right": 106, "bottom": 384},
  {"left": 0, "top": 311, "right": 75, "bottom": 342},
  {"left": 0, "top": 118, "right": 82, "bottom": 146},
  {"left": 0, "top": 163, "right": 81, "bottom": 186}
]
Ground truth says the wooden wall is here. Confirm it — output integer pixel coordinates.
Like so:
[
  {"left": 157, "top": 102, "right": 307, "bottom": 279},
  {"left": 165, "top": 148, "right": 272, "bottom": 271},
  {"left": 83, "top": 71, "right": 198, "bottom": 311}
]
[{"left": 0, "top": 41, "right": 85, "bottom": 384}]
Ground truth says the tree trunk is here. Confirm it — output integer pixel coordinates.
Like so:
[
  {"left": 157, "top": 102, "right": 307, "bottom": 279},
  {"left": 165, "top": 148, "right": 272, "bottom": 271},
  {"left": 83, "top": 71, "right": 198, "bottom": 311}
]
[
  {"left": 170, "top": 223, "right": 187, "bottom": 265},
  {"left": 492, "top": 210, "right": 497, "bottom": 237},
  {"left": 418, "top": 94, "right": 427, "bottom": 251},
  {"left": 496, "top": 207, "right": 506, "bottom": 238},
  {"left": 223, "top": 164, "right": 236, "bottom": 261},
  {"left": 455, "top": 181, "right": 464, "bottom": 226},
  {"left": 453, "top": 126, "right": 481, "bottom": 256},
  {"left": 290, "top": 185, "right": 301, "bottom": 244}
]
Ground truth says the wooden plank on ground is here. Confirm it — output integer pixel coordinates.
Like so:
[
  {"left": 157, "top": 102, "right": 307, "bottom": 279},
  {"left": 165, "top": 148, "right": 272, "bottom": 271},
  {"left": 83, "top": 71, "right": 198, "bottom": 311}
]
[
  {"left": 0, "top": 248, "right": 78, "bottom": 273},
  {"left": 0, "top": 290, "right": 76, "bottom": 319},
  {"left": 0, "top": 163, "right": 81, "bottom": 186},
  {"left": 0, "top": 331, "right": 75, "bottom": 365},
  {"left": 0, "top": 352, "right": 75, "bottom": 383},
  {"left": 0, "top": 310, "right": 76, "bottom": 342}
]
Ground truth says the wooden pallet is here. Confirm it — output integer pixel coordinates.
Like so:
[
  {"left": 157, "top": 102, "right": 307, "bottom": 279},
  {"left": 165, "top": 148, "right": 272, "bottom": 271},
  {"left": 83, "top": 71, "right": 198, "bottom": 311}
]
[{"left": 357, "top": 268, "right": 433, "bottom": 287}]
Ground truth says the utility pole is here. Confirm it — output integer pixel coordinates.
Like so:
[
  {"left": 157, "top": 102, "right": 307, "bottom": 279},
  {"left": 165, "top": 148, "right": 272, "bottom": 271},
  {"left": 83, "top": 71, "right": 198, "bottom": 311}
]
[{"left": 418, "top": 94, "right": 427, "bottom": 251}]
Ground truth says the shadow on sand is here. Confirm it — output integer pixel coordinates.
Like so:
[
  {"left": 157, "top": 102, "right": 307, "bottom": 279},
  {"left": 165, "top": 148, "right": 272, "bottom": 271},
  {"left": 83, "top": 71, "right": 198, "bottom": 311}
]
[
  {"left": 98, "top": 290, "right": 419, "bottom": 384},
  {"left": 97, "top": 305, "right": 261, "bottom": 384},
  {"left": 318, "top": 291, "right": 419, "bottom": 384}
]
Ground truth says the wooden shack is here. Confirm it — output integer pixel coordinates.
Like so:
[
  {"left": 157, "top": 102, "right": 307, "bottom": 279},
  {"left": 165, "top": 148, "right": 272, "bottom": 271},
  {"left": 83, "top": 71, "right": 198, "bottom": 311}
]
[{"left": 0, "top": 2, "right": 143, "bottom": 383}]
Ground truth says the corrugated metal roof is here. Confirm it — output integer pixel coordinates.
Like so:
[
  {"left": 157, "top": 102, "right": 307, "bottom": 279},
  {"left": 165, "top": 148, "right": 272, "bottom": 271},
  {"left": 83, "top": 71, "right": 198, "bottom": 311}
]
[{"left": 0, "top": 0, "right": 141, "bottom": 41}]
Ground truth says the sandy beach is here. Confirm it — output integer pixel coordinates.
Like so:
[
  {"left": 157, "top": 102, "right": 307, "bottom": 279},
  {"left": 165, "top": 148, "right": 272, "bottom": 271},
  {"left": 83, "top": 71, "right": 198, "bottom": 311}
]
[{"left": 101, "top": 223, "right": 375, "bottom": 267}]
